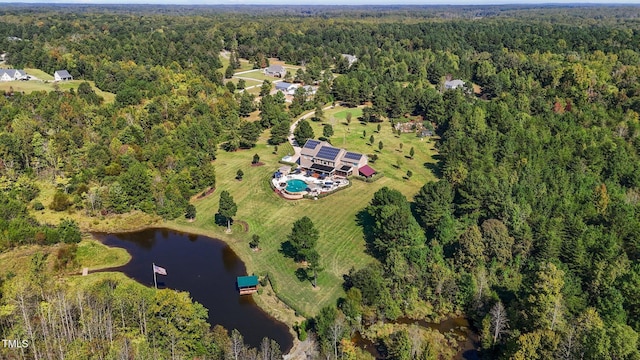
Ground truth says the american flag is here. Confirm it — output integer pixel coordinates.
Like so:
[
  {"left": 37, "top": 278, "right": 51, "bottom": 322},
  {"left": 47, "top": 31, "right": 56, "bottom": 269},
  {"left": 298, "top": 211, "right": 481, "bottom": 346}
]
[{"left": 153, "top": 264, "right": 167, "bottom": 276}]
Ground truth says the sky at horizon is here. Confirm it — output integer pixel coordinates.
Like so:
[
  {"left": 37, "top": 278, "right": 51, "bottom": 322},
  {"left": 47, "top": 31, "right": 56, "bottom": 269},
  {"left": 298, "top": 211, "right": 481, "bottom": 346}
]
[{"left": 0, "top": 0, "right": 640, "bottom": 5}]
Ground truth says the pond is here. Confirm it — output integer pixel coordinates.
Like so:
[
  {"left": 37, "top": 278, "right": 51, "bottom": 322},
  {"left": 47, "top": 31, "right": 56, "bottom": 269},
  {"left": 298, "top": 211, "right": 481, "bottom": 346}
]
[{"left": 93, "top": 228, "right": 293, "bottom": 353}]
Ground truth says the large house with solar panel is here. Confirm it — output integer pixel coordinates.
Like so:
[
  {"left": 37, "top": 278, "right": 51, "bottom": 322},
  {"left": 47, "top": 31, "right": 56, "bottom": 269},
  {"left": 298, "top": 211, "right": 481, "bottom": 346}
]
[{"left": 299, "top": 139, "right": 370, "bottom": 177}]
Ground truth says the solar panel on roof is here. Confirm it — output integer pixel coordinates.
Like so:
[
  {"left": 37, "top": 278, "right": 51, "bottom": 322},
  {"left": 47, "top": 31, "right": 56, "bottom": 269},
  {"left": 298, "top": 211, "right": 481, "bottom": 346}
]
[
  {"left": 344, "top": 152, "right": 363, "bottom": 161},
  {"left": 316, "top": 146, "right": 340, "bottom": 160},
  {"left": 304, "top": 139, "right": 321, "bottom": 149}
]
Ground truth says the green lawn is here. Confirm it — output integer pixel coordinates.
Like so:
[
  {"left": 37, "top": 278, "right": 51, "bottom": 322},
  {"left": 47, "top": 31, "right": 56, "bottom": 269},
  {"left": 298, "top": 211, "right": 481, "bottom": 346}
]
[
  {"left": 219, "top": 54, "right": 254, "bottom": 73},
  {"left": 331, "top": 107, "right": 364, "bottom": 121},
  {"left": 0, "top": 79, "right": 116, "bottom": 103},
  {"left": 25, "top": 68, "right": 54, "bottom": 81},
  {"left": 233, "top": 67, "right": 298, "bottom": 82},
  {"left": 226, "top": 77, "right": 262, "bottom": 88},
  {"left": 166, "top": 108, "right": 439, "bottom": 317}
]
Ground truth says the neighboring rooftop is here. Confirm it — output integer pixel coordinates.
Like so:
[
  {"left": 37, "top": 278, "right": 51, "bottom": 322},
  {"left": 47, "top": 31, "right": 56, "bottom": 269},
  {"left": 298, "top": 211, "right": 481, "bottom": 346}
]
[
  {"left": 444, "top": 79, "right": 465, "bottom": 90},
  {"left": 275, "top": 81, "right": 294, "bottom": 90},
  {"left": 266, "top": 65, "right": 285, "bottom": 72},
  {"left": 54, "top": 70, "right": 72, "bottom": 79}
]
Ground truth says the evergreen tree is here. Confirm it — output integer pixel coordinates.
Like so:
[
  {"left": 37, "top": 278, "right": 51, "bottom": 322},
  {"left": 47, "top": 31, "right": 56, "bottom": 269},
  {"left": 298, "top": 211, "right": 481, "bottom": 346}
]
[
  {"left": 414, "top": 180, "right": 454, "bottom": 229},
  {"left": 314, "top": 104, "right": 324, "bottom": 121},
  {"left": 323, "top": 124, "right": 334, "bottom": 138},
  {"left": 226, "top": 81, "right": 236, "bottom": 93},
  {"left": 269, "top": 120, "right": 290, "bottom": 145},
  {"left": 260, "top": 80, "right": 272, "bottom": 97},
  {"left": 218, "top": 190, "right": 237, "bottom": 232},
  {"left": 250, "top": 234, "right": 260, "bottom": 249},
  {"left": 238, "top": 91, "right": 256, "bottom": 117},
  {"left": 307, "top": 249, "right": 321, "bottom": 287},
  {"left": 286, "top": 216, "right": 319, "bottom": 262},
  {"left": 224, "top": 66, "right": 234, "bottom": 79},
  {"left": 294, "top": 119, "right": 315, "bottom": 146},
  {"left": 185, "top": 204, "right": 196, "bottom": 220}
]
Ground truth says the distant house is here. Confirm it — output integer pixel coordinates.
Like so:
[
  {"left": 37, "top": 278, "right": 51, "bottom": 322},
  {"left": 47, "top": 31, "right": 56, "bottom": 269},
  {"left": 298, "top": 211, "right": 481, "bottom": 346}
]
[
  {"left": 54, "top": 70, "right": 73, "bottom": 81},
  {"left": 299, "top": 139, "right": 368, "bottom": 177},
  {"left": 302, "top": 85, "right": 317, "bottom": 95},
  {"left": 0, "top": 53, "right": 6, "bottom": 62},
  {"left": 275, "top": 81, "right": 299, "bottom": 95},
  {"left": 419, "top": 129, "right": 434, "bottom": 138},
  {"left": 341, "top": 54, "right": 357, "bottom": 67},
  {"left": 264, "top": 65, "right": 286, "bottom": 78},
  {"left": 0, "top": 69, "right": 26, "bottom": 81},
  {"left": 444, "top": 79, "right": 465, "bottom": 90}
]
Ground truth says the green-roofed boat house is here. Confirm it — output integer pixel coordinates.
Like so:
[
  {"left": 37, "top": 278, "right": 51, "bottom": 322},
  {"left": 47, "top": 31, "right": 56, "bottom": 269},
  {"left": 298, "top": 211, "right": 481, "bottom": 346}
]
[{"left": 237, "top": 275, "right": 259, "bottom": 295}]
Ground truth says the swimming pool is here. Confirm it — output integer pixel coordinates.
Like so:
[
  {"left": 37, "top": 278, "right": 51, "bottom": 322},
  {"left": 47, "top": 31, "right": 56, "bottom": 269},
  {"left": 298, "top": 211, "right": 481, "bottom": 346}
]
[{"left": 286, "top": 179, "right": 308, "bottom": 193}]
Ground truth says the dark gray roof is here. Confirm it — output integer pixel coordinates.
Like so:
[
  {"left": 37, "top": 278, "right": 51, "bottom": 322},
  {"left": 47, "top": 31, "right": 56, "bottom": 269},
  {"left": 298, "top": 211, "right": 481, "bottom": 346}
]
[
  {"left": 339, "top": 165, "right": 352, "bottom": 172},
  {"left": 276, "top": 82, "right": 293, "bottom": 90},
  {"left": 0, "top": 69, "right": 25, "bottom": 78},
  {"left": 266, "top": 65, "right": 285, "bottom": 73}
]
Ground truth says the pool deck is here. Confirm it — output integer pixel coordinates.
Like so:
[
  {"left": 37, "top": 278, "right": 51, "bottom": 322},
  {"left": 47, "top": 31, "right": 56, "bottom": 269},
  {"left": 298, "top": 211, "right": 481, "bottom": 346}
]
[{"left": 272, "top": 173, "right": 350, "bottom": 199}]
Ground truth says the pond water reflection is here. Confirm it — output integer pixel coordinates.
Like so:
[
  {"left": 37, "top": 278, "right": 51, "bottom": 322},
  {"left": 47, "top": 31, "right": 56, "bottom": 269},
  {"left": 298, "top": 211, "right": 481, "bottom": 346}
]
[{"left": 94, "top": 228, "right": 293, "bottom": 353}]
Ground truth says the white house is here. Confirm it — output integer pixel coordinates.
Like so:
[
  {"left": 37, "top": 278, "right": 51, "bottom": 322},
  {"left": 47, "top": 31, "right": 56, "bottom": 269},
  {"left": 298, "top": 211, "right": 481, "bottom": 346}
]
[
  {"left": 0, "top": 69, "right": 27, "bottom": 81},
  {"left": 0, "top": 53, "right": 6, "bottom": 62},
  {"left": 302, "top": 85, "right": 317, "bottom": 95},
  {"left": 264, "top": 65, "right": 286, "bottom": 78},
  {"left": 54, "top": 70, "right": 73, "bottom": 81},
  {"left": 341, "top": 54, "right": 357, "bottom": 67},
  {"left": 444, "top": 79, "right": 465, "bottom": 90},
  {"left": 275, "top": 81, "right": 299, "bottom": 95}
]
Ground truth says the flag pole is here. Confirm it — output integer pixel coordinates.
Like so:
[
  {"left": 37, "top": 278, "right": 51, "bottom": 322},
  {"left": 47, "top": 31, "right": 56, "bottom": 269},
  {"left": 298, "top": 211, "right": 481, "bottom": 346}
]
[{"left": 153, "top": 263, "right": 157, "bottom": 289}]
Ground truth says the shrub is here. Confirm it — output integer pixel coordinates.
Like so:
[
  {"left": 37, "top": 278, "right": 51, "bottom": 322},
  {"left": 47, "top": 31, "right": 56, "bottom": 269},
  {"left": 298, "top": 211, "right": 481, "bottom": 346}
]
[
  {"left": 58, "top": 219, "right": 82, "bottom": 244},
  {"left": 185, "top": 204, "right": 196, "bottom": 220},
  {"left": 33, "top": 201, "right": 45, "bottom": 211},
  {"left": 250, "top": 234, "right": 260, "bottom": 248},
  {"left": 50, "top": 192, "right": 71, "bottom": 211}
]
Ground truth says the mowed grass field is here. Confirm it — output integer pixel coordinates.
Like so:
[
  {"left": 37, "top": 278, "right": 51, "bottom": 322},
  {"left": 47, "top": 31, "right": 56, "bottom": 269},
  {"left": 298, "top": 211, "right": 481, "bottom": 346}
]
[
  {"left": 226, "top": 77, "right": 262, "bottom": 88},
  {"left": 0, "top": 79, "right": 116, "bottom": 103},
  {"left": 219, "top": 54, "right": 254, "bottom": 73},
  {"left": 167, "top": 106, "right": 439, "bottom": 317},
  {"left": 232, "top": 67, "right": 298, "bottom": 82}
]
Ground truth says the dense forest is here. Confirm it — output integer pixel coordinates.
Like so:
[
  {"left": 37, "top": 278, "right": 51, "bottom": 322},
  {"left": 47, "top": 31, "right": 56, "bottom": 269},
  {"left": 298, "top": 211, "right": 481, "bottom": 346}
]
[{"left": 1, "top": 4, "right": 640, "bottom": 359}]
